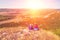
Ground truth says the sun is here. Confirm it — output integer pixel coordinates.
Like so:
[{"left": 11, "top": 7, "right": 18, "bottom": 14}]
[
  {"left": 26, "top": 0, "right": 44, "bottom": 9},
  {"left": 25, "top": 0, "right": 45, "bottom": 18},
  {"left": 27, "top": 2, "right": 40, "bottom": 9}
]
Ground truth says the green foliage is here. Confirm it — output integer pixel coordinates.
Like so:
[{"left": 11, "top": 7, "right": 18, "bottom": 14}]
[{"left": 53, "top": 29, "right": 60, "bottom": 36}]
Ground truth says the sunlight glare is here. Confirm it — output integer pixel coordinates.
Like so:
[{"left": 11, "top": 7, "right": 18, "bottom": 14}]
[{"left": 26, "top": 0, "right": 44, "bottom": 9}]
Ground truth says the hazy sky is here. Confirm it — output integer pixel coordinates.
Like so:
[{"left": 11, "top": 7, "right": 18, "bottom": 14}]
[{"left": 0, "top": 0, "right": 60, "bottom": 9}]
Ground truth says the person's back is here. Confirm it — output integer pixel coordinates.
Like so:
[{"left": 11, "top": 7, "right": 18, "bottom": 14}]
[
  {"left": 28, "top": 24, "right": 33, "bottom": 30},
  {"left": 33, "top": 24, "right": 39, "bottom": 30}
]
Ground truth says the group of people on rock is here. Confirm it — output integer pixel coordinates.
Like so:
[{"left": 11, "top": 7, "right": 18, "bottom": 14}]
[{"left": 28, "top": 24, "right": 39, "bottom": 30}]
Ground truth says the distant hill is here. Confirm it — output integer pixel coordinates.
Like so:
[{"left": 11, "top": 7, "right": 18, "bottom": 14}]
[
  {"left": 0, "top": 9, "right": 60, "bottom": 26},
  {"left": 0, "top": 9, "right": 60, "bottom": 16}
]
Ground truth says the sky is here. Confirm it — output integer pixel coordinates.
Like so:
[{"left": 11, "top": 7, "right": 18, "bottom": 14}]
[{"left": 0, "top": 0, "right": 60, "bottom": 9}]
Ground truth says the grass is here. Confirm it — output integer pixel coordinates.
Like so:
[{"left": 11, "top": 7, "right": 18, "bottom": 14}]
[
  {"left": 0, "top": 27, "right": 60, "bottom": 40},
  {"left": 52, "top": 28, "right": 60, "bottom": 36}
]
